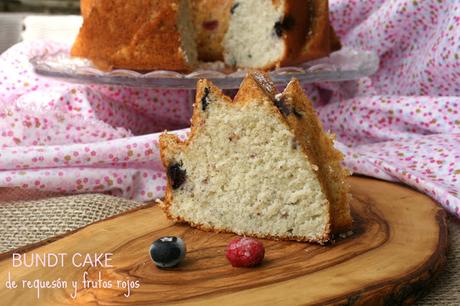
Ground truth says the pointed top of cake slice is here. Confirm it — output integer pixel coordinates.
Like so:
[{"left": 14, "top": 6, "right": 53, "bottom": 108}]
[{"left": 159, "top": 73, "right": 352, "bottom": 243}]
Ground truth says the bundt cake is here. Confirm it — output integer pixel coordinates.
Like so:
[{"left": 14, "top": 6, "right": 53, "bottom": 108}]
[
  {"left": 71, "top": 0, "right": 198, "bottom": 71},
  {"left": 158, "top": 72, "right": 352, "bottom": 243},
  {"left": 73, "top": 0, "right": 340, "bottom": 71}
]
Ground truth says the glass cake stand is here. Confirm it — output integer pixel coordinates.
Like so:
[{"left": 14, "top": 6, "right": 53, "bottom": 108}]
[{"left": 30, "top": 47, "right": 379, "bottom": 90}]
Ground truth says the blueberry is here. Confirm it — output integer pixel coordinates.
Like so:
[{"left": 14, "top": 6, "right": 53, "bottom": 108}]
[
  {"left": 230, "top": 3, "right": 240, "bottom": 14},
  {"left": 167, "top": 162, "right": 186, "bottom": 189},
  {"left": 201, "top": 87, "right": 211, "bottom": 111},
  {"left": 149, "top": 236, "right": 186, "bottom": 268},
  {"left": 274, "top": 97, "right": 291, "bottom": 116},
  {"left": 274, "top": 15, "right": 295, "bottom": 37},
  {"left": 274, "top": 21, "right": 283, "bottom": 37},
  {"left": 282, "top": 16, "right": 295, "bottom": 31}
]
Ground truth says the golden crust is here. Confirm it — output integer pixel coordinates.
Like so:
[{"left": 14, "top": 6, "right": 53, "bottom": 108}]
[
  {"left": 72, "top": 0, "right": 194, "bottom": 72},
  {"left": 159, "top": 72, "right": 352, "bottom": 243},
  {"left": 80, "top": 0, "right": 95, "bottom": 19}
]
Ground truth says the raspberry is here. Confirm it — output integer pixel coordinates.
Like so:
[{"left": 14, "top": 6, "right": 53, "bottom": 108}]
[{"left": 225, "top": 237, "right": 265, "bottom": 267}]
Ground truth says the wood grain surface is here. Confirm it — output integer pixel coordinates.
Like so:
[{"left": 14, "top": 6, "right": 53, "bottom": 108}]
[{"left": 0, "top": 177, "right": 448, "bottom": 306}]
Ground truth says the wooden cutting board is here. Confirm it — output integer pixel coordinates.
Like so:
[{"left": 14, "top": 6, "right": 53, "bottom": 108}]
[{"left": 0, "top": 177, "right": 447, "bottom": 306}]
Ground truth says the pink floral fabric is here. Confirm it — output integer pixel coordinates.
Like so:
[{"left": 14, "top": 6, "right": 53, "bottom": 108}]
[{"left": 0, "top": 0, "right": 459, "bottom": 217}]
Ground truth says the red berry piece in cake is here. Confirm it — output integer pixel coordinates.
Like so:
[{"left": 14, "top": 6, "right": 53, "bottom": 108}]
[
  {"left": 202, "top": 20, "right": 219, "bottom": 31},
  {"left": 226, "top": 237, "right": 265, "bottom": 268}
]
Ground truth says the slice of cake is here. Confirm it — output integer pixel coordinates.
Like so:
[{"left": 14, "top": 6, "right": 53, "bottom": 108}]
[
  {"left": 158, "top": 73, "right": 352, "bottom": 243},
  {"left": 71, "top": 0, "right": 198, "bottom": 71},
  {"left": 223, "top": 0, "right": 340, "bottom": 69}
]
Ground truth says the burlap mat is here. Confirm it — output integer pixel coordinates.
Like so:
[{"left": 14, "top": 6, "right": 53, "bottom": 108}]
[
  {"left": 0, "top": 189, "right": 458, "bottom": 305},
  {"left": 0, "top": 189, "right": 144, "bottom": 253}
]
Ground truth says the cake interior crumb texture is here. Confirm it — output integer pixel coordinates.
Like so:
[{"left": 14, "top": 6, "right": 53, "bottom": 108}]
[
  {"left": 223, "top": 0, "right": 285, "bottom": 68},
  {"left": 160, "top": 73, "right": 352, "bottom": 243}
]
